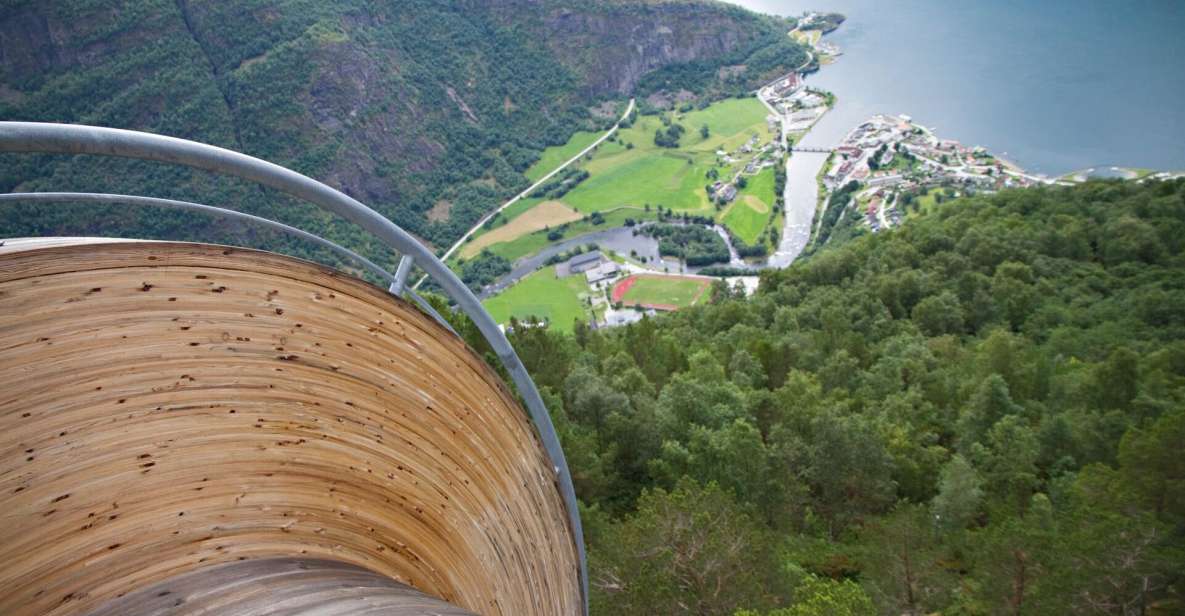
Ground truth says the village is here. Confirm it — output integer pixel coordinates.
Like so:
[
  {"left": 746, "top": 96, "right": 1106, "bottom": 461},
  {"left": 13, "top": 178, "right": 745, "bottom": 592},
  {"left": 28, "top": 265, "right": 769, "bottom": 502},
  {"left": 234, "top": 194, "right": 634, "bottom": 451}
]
[
  {"left": 761, "top": 72, "right": 831, "bottom": 135},
  {"left": 757, "top": 12, "right": 1054, "bottom": 237},
  {"left": 756, "top": 10, "right": 842, "bottom": 146},
  {"left": 821, "top": 114, "right": 1052, "bottom": 233}
]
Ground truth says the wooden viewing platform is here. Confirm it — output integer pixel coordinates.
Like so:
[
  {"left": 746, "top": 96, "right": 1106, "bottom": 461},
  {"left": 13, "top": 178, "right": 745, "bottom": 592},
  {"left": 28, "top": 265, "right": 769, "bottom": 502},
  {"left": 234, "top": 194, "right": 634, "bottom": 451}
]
[{"left": 0, "top": 239, "right": 582, "bottom": 616}]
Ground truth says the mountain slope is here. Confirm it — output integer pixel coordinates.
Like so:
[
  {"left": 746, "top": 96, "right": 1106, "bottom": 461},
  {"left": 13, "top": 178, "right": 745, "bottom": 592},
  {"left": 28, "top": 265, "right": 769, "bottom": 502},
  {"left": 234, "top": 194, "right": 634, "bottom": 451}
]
[{"left": 0, "top": 0, "right": 805, "bottom": 268}]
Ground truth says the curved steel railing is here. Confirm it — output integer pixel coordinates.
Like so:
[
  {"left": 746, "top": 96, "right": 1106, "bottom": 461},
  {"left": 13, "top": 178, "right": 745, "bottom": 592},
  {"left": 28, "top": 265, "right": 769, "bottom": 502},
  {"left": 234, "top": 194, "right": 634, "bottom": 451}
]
[
  {"left": 0, "top": 192, "right": 458, "bottom": 336},
  {"left": 0, "top": 123, "right": 586, "bottom": 613}
]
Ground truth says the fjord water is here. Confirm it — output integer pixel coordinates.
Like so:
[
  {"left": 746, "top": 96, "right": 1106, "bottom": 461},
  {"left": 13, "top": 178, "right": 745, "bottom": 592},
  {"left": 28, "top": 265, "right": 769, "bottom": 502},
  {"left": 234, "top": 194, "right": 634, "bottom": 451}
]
[{"left": 730, "top": 0, "right": 1185, "bottom": 174}]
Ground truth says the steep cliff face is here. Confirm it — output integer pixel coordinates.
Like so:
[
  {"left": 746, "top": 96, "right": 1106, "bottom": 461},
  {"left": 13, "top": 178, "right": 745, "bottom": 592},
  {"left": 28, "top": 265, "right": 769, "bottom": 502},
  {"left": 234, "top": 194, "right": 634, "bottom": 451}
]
[
  {"left": 479, "top": 1, "right": 784, "bottom": 96},
  {"left": 546, "top": 8, "right": 744, "bottom": 94},
  {"left": 0, "top": 0, "right": 801, "bottom": 259}
]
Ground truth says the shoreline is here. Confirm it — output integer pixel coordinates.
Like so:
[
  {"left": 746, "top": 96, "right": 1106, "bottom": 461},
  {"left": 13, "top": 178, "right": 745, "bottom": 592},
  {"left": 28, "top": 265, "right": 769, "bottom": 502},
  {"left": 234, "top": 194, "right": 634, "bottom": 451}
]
[
  {"left": 765, "top": 11, "right": 1153, "bottom": 249},
  {"left": 758, "top": 13, "right": 843, "bottom": 267}
]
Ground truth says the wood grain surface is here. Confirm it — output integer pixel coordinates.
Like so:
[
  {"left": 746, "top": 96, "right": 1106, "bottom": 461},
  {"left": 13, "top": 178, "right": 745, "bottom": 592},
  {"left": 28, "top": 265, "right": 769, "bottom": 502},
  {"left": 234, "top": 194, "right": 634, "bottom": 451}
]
[
  {"left": 0, "top": 240, "right": 581, "bottom": 615},
  {"left": 83, "top": 558, "right": 478, "bottom": 615}
]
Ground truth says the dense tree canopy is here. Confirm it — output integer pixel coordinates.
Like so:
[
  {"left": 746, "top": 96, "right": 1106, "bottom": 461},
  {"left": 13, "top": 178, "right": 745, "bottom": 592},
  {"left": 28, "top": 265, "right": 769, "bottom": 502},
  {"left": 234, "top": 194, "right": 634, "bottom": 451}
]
[{"left": 449, "top": 179, "right": 1185, "bottom": 614}]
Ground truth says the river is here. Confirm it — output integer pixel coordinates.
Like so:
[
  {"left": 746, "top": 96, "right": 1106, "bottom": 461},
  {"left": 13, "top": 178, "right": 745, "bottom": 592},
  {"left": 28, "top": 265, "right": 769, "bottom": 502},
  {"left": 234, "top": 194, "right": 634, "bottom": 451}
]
[{"left": 768, "top": 151, "right": 827, "bottom": 267}]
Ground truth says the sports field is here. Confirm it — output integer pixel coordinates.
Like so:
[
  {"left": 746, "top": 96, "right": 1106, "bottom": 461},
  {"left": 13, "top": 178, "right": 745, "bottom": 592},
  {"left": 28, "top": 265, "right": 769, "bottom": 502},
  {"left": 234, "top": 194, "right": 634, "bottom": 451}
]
[
  {"left": 482, "top": 266, "right": 591, "bottom": 332},
  {"left": 611, "top": 274, "right": 710, "bottom": 311}
]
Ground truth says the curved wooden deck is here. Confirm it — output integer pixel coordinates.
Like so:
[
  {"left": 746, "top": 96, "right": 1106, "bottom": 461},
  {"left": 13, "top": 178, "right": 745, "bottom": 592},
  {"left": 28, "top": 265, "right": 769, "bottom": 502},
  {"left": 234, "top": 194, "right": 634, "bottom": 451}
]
[{"left": 0, "top": 240, "right": 580, "bottom": 615}]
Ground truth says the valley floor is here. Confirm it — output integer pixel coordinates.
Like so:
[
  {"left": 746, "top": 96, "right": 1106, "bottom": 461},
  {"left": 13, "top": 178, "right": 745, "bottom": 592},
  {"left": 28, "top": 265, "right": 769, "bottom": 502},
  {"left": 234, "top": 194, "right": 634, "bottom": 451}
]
[{"left": 467, "top": 95, "right": 788, "bottom": 331}]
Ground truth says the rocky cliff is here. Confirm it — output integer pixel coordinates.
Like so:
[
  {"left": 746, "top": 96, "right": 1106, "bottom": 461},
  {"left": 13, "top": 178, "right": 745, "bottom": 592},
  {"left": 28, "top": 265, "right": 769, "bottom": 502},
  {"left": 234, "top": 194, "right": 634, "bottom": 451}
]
[{"left": 480, "top": 1, "right": 789, "bottom": 95}]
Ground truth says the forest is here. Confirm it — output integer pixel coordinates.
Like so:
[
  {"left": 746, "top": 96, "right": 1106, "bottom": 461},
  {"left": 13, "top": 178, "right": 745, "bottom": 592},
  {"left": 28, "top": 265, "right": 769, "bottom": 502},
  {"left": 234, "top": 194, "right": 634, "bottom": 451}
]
[
  {"left": 805, "top": 179, "right": 862, "bottom": 257},
  {"left": 640, "top": 223, "right": 731, "bottom": 266},
  {"left": 442, "top": 179, "right": 1185, "bottom": 614}
]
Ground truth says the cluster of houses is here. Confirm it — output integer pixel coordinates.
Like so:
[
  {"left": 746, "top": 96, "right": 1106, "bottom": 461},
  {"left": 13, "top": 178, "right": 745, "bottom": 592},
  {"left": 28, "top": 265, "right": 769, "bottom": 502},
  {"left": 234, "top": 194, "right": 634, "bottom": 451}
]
[
  {"left": 708, "top": 181, "right": 738, "bottom": 203},
  {"left": 760, "top": 69, "right": 831, "bottom": 135},
  {"left": 763, "top": 75, "right": 829, "bottom": 129},
  {"left": 864, "top": 190, "right": 903, "bottom": 233},
  {"left": 706, "top": 133, "right": 779, "bottom": 204},
  {"left": 822, "top": 114, "right": 1048, "bottom": 233},
  {"left": 769, "top": 73, "right": 802, "bottom": 98}
]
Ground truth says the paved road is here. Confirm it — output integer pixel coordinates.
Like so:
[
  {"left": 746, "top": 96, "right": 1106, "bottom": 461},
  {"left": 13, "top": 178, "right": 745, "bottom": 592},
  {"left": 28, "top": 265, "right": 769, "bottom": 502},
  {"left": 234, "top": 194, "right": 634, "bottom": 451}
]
[
  {"left": 414, "top": 99, "right": 636, "bottom": 290},
  {"left": 477, "top": 226, "right": 664, "bottom": 299}
]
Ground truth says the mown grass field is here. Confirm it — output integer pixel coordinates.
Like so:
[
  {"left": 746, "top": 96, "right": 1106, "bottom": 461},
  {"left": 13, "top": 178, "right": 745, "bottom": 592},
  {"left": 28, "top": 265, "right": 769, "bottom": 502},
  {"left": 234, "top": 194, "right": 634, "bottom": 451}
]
[
  {"left": 469, "top": 97, "right": 776, "bottom": 260},
  {"left": 461, "top": 200, "right": 582, "bottom": 258},
  {"left": 721, "top": 167, "right": 776, "bottom": 245},
  {"left": 612, "top": 274, "right": 710, "bottom": 310},
  {"left": 523, "top": 130, "right": 600, "bottom": 182},
  {"left": 564, "top": 98, "right": 771, "bottom": 216},
  {"left": 563, "top": 147, "right": 712, "bottom": 213},
  {"left": 482, "top": 266, "right": 591, "bottom": 332},
  {"left": 680, "top": 98, "right": 775, "bottom": 151}
]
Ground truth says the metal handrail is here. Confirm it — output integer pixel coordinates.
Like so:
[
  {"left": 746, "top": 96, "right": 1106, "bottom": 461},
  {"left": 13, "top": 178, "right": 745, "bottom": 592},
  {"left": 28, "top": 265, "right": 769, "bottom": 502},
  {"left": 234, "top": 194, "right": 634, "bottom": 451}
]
[
  {"left": 0, "top": 122, "right": 586, "bottom": 613},
  {"left": 0, "top": 192, "right": 458, "bottom": 336}
]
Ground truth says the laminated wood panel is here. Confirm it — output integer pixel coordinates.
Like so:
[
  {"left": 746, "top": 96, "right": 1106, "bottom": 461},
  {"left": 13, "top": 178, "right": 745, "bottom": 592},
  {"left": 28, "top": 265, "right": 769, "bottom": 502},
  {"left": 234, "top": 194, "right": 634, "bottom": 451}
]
[{"left": 0, "top": 240, "right": 580, "bottom": 615}]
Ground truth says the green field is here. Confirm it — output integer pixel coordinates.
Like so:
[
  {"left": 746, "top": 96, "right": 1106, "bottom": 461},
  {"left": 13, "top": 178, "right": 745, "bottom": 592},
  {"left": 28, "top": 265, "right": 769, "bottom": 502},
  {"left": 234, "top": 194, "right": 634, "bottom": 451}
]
[
  {"left": 470, "top": 97, "right": 776, "bottom": 261},
  {"left": 679, "top": 98, "right": 775, "bottom": 151},
  {"left": 525, "top": 98, "right": 770, "bottom": 216},
  {"left": 563, "top": 98, "right": 772, "bottom": 215},
  {"left": 564, "top": 147, "right": 714, "bottom": 213},
  {"left": 721, "top": 199, "right": 769, "bottom": 245},
  {"left": 523, "top": 131, "right": 600, "bottom": 182},
  {"left": 721, "top": 167, "right": 776, "bottom": 245},
  {"left": 615, "top": 275, "right": 709, "bottom": 310},
  {"left": 482, "top": 266, "right": 592, "bottom": 332}
]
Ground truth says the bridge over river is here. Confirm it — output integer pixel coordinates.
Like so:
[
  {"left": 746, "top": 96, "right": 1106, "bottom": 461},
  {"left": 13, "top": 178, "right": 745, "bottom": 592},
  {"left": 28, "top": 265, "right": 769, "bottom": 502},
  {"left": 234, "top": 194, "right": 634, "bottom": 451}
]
[{"left": 788, "top": 146, "right": 835, "bottom": 154}]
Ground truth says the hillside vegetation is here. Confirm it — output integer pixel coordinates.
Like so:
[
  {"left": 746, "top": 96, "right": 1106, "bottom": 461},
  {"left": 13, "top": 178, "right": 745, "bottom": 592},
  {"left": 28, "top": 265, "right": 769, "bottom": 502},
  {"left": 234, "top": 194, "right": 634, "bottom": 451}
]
[
  {"left": 452, "top": 180, "right": 1185, "bottom": 614},
  {"left": 0, "top": 0, "right": 806, "bottom": 270}
]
